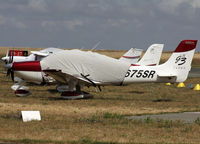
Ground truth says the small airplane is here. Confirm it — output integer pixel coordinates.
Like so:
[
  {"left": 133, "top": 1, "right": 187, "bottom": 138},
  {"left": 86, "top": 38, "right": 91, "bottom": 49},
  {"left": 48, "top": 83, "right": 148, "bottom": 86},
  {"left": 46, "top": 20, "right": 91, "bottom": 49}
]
[
  {"left": 2, "top": 47, "right": 143, "bottom": 96},
  {"left": 4, "top": 44, "right": 164, "bottom": 98},
  {"left": 8, "top": 47, "right": 142, "bottom": 95},
  {"left": 9, "top": 40, "right": 194, "bottom": 100}
]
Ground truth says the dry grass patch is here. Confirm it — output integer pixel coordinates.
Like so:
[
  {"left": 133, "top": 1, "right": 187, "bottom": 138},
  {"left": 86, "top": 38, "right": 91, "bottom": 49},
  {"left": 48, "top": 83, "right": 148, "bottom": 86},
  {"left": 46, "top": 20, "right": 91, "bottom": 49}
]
[{"left": 1, "top": 76, "right": 200, "bottom": 143}]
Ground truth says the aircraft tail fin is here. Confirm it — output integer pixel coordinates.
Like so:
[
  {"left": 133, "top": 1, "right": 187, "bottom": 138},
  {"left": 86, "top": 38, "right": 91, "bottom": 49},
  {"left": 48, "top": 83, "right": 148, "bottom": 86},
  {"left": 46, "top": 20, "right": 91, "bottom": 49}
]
[
  {"left": 158, "top": 40, "right": 197, "bottom": 82},
  {"left": 137, "top": 44, "right": 164, "bottom": 66},
  {"left": 119, "top": 48, "right": 142, "bottom": 64}
]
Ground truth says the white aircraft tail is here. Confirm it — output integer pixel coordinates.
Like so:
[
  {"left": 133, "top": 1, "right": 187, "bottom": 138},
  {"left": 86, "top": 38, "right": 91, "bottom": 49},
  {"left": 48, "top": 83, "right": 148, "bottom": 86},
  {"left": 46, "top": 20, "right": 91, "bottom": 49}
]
[
  {"left": 137, "top": 44, "right": 164, "bottom": 66},
  {"left": 158, "top": 40, "right": 197, "bottom": 82},
  {"left": 119, "top": 48, "right": 142, "bottom": 64}
]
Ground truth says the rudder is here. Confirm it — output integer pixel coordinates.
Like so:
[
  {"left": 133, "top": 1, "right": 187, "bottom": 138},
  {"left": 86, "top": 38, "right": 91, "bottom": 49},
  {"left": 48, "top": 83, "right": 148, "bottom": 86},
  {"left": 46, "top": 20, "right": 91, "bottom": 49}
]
[{"left": 158, "top": 40, "right": 197, "bottom": 82}]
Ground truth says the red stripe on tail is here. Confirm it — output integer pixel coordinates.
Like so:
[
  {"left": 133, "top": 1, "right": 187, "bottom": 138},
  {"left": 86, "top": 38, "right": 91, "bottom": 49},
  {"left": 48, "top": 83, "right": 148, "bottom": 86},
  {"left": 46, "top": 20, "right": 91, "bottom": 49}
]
[{"left": 174, "top": 40, "right": 197, "bottom": 52}]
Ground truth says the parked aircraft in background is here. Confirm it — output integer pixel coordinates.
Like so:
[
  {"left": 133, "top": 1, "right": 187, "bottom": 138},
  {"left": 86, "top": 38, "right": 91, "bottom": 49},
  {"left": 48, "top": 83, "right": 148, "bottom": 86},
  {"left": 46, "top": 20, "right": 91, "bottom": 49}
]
[
  {"left": 120, "top": 44, "right": 163, "bottom": 66},
  {"left": 10, "top": 40, "right": 196, "bottom": 100},
  {"left": 1, "top": 48, "right": 63, "bottom": 96},
  {"left": 1, "top": 48, "right": 64, "bottom": 64},
  {"left": 3, "top": 48, "right": 63, "bottom": 82},
  {"left": 135, "top": 44, "right": 163, "bottom": 66},
  {"left": 119, "top": 48, "right": 142, "bottom": 63},
  {"left": 1, "top": 50, "right": 29, "bottom": 64}
]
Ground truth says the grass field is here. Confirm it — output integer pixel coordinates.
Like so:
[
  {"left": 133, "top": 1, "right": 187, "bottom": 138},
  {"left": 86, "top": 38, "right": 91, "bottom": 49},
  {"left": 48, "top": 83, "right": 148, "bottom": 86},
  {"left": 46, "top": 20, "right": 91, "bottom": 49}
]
[{"left": 0, "top": 47, "right": 200, "bottom": 143}]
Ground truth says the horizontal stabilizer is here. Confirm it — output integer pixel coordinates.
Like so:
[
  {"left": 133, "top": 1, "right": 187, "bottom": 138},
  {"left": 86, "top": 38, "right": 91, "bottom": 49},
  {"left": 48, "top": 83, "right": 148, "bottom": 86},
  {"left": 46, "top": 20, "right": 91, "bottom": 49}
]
[{"left": 157, "top": 73, "right": 176, "bottom": 77}]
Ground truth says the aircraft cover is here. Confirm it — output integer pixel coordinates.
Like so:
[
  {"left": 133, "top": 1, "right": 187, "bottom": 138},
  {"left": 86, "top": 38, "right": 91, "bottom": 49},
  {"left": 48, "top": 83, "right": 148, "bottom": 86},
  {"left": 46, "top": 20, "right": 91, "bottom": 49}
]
[{"left": 40, "top": 49, "right": 130, "bottom": 84}]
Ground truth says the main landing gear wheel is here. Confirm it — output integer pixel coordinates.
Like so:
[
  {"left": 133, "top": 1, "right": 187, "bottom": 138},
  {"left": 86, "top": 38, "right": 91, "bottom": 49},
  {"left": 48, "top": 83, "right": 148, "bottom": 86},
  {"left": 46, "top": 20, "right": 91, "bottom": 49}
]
[
  {"left": 61, "top": 91, "right": 93, "bottom": 100},
  {"left": 15, "top": 89, "right": 31, "bottom": 97}
]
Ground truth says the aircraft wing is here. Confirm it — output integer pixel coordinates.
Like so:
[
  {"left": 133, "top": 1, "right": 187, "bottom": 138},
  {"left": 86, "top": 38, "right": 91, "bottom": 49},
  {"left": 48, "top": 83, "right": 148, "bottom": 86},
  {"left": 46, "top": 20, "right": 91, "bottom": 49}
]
[
  {"left": 31, "top": 48, "right": 64, "bottom": 57},
  {"left": 31, "top": 51, "right": 49, "bottom": 56},
  {"left": 43, "top": 69, "right": 101, "bottom": 86}
]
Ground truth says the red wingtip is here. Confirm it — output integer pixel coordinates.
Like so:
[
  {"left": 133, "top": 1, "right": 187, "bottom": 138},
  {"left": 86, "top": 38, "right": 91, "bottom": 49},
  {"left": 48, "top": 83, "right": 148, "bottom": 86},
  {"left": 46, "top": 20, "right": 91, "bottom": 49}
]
[
  {"left": 13, "top": 61, "right": 41, "bottom": 71},
  {"left": 174, "top": 40, "right": 198, "bottom": 52}
]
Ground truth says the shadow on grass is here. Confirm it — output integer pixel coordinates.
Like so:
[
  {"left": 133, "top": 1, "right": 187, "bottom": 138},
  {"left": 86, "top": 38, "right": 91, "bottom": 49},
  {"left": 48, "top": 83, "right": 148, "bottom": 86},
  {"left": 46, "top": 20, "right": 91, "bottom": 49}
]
[
  {"left": 0, "top": 138, "right": 120, "bottom": 144},
  {"left": 47, "top": 89, "right": 58, "bottom": 94},
  {"left": 46, "top": 95, "right": 138, "bottom": 101},
  {"left": 95, "top": 97, "right": 140, "bottom": 101},
  {"left": 153, "top": 99, "right": 172, "bottom": 102},
  {"left": 127, "top": 90, "right": 145, "bottom": 94},
  {"left": 0, "top": 112, "right": 21, "bottom": 120},
  {"left": 47, "top": 96, "right": 93, "bottom": 101},
  {"left": 47, "top": 97, "right": 69, "bottom": 101}
]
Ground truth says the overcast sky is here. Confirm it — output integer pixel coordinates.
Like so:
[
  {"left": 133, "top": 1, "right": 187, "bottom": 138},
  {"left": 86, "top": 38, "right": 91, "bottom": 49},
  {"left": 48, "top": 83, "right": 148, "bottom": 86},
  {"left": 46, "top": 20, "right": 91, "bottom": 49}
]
[{"left": 0, "top": 0, "right": 200, "bottom": 51}]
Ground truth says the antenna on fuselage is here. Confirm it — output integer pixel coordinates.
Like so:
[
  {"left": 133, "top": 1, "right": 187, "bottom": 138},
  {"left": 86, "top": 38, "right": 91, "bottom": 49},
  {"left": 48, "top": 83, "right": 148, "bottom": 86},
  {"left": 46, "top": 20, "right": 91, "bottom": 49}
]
[{"left": 90, "top": 41, "right": 101, "bottom": 51}]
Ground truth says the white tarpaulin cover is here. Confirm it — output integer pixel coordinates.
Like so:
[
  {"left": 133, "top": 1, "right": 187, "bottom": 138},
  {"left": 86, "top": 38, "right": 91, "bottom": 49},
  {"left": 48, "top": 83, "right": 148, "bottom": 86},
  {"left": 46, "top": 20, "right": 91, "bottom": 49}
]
[{"left": 41, "top": 50, "right": 130, "bottom": 84}]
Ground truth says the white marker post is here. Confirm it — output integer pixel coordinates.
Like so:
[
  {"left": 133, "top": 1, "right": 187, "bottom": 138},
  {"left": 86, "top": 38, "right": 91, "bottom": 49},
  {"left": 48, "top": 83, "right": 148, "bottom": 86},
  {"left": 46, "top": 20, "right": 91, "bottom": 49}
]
[{"left": 21, "top": 111, "right": 41, "bottom": 122}]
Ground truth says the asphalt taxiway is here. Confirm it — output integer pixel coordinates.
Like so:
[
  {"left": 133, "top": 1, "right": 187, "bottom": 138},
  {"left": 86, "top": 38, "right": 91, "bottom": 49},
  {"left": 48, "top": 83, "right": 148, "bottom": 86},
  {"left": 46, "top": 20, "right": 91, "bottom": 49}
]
[
  {"left": 189, "top": 67, "right": 200, "bottom": 77},
  {"left": 127, "top": 112, "right": 200, "bottom": 123}
]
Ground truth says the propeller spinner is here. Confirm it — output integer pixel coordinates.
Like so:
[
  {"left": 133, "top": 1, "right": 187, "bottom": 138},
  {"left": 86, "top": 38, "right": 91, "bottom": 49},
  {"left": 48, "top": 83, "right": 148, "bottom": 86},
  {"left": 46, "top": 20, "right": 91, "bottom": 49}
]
[{"left": 4, "top": 50, "right": 14, "bottom": 81}]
